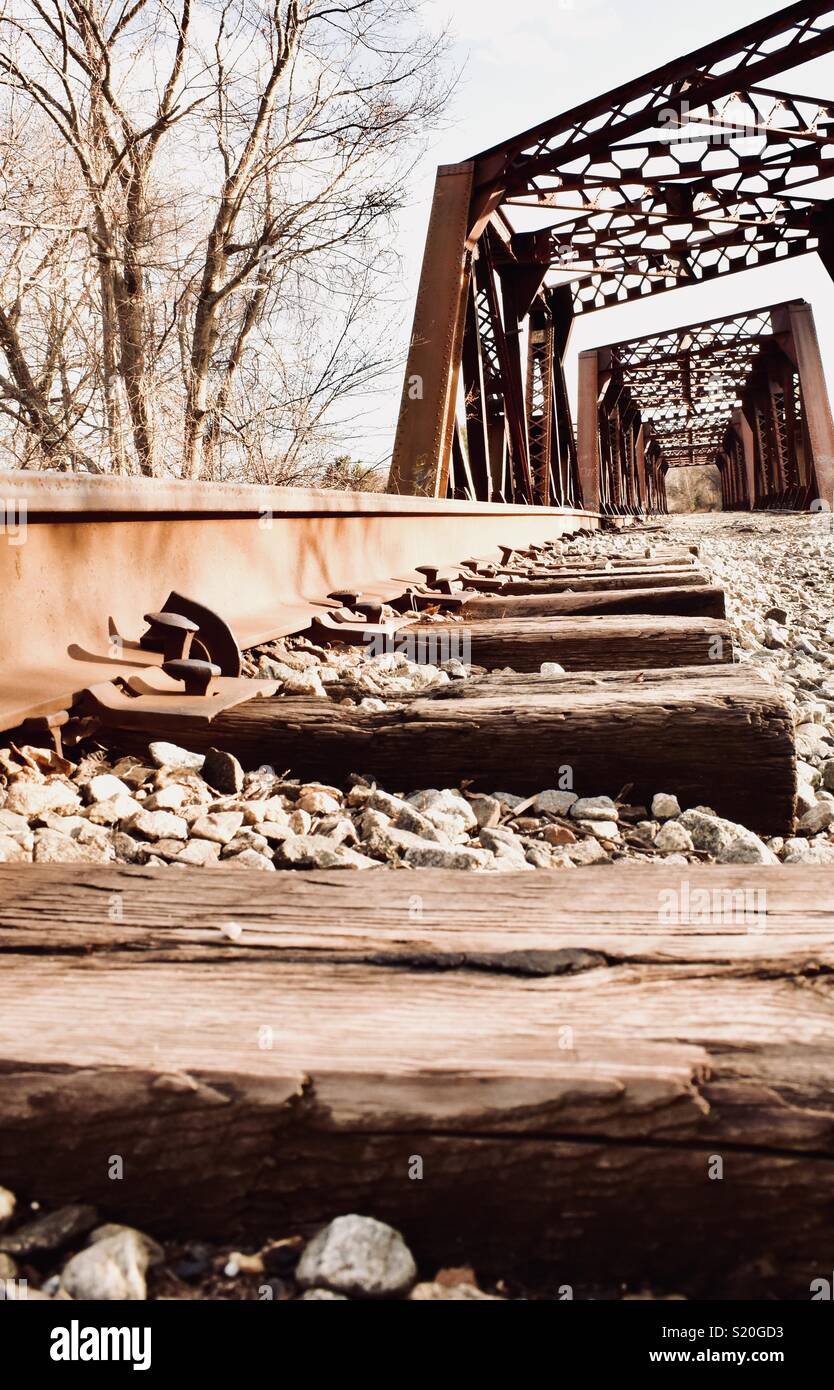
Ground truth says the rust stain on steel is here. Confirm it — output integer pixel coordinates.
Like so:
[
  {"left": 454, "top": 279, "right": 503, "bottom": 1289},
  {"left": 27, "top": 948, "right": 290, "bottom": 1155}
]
[{"left": 0, "top": 473, "right": 600, "bottom": 732}]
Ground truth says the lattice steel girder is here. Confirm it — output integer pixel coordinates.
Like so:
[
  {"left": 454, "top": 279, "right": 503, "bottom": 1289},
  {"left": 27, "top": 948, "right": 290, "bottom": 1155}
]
[
  {"left": 583, "top": 297, "right": 834, "bottom": 509},
  {"left": 471, "top": 4, "right": 834, "bottom": 318},
  {"left": 390, "top": 2, "right": 834, "bottom": 499}
]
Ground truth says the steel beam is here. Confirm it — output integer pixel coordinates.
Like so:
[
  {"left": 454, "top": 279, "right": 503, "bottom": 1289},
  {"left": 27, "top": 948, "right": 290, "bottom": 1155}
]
[
  {"left": 785, "top": 300, "right": 834, "bottom": 505},
  {"left": 577, "top": 350, "right": 601, "bottom": 512},
  {"left": 388, "top": 164, "right": 475, "bottom": 498}
]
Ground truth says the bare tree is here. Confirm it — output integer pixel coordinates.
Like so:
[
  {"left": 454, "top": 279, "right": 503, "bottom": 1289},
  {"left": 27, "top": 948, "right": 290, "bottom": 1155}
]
[{"left": 0, "top": 0, "right": 450, "bottom": 477}]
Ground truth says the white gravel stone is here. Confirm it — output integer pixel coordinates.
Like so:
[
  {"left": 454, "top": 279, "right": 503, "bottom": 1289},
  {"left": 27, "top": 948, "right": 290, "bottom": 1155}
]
[
  {"left": 0, "top": 834, "right": 31, "bottom": 862},
  {"left": 360, "top": 809, "right": 431, "bottom": 859},
  {"left": 576, "top": 819, "right": 620, "bottom": 842},
  {"left": 86, "top": 773, "right": 132, "bottom": 803},
  {"left": 716, "top": 836, "right": 778, "bottom": 865},
  {"left": 175, "top": 839, "right": 222, "bottom": 866},
  {"left": 273, "top": 835, "right": 377, "bottom": 870},
  {"left": 565, "top": 838, "right": 610, "bottom": 865},
  {"left": 539, "top": 662, "right": 565, "bottom": 677},
  {"left": 238, "top": 797, "right": 288, "bottom": 825},
  {"left": 149, "top": 742, "right": 205, "bottom": 771},
  {"left": 795, "top": 782, "right": 819, "bottom": 817},
  {"left": 533, "top": 789, "right": 577, "bottom": 815},
  {"left": 297, "top": 789, "right": 342, "bottom": 815},
  {"left": 60, "top": 1229, "right": 155, "bottom": 1301},
  {"left": 4, "top": 781, "right": 80, "bottom": 817},
  {"left": 288, "top": 808, "right": 312, "bottom": 835},
  {"left": 225, "top": 847, "right": 276, "bottom": 871},
  {"left": 466, "top": 794, "right": 502, "bottom": 828},
  {"left": 654, "top": 821, "right": 694, "bottom": 853},
  {"left": 407, "top": 788, "right": 477, "bottom": 831},
  {"left": 142, "top": 784, "right": 190, "bottom": 811},
  {"left": 782, "top": 838, "right": 834, "bottom": 864},
  {"left": 191, "top": 811, "right": 245, "bottom": 845},
  {"left": 479, "top": 826, "right": 530, "bottom": 866},
  {"left": 651, "top": 793, "right": 681, "bottom": 820},
  {"left": 296, "top": 1215, "right": 417, "bottom": 1298},
  {"left": 87, "top": 794, "right": 143, "bottom": 825},
  {"left": 33, "top": 829, "right": 112, "bottom": 863},
  {"left": 569, "top": 795, "right": 619, "bottom": 822},
  {"left": 126, "top": 809, "right": 188, "bottom": 841},
  {"left": 403, "top": 843, "right": 494, "bottom": 870}
]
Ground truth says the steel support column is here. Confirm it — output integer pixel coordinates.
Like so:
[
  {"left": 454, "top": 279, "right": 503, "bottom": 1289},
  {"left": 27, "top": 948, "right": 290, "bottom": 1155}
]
[
  {"left": 577, "top": 350, "right": 601, "bottom": 512},
  {"left": 388, "top": 164, "right": 475, "bottom": 497},
  {"left": 785, "top": 301, "right": 834, "bottom": 506}
]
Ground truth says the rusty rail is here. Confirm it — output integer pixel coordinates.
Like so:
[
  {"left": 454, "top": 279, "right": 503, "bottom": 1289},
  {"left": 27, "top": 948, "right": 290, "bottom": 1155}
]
[{"left": 0, "top": 472, "right": 599, "bottom": 733}]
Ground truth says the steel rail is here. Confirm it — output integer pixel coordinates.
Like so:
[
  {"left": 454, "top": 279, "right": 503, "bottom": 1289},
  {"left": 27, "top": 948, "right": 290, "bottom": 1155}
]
[{"left": 0, "top": 472, "right": 600, "bottom": 732}]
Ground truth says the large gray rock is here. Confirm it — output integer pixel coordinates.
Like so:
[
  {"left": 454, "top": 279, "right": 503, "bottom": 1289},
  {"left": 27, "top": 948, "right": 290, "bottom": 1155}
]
[
  {"left": 225, "top": 847, "right": 276, "bottom": 871},
  {"left": 466, "top": 794, "right": 502, "bottom": 828},
  {"left": 678, "top": 809, "right": 761, "bottom": 856},
  {"left": 365, "top": 790, "right": 443, "bottom": 841},
  {"left": 403, "top": 843, "right": 493, "bottom": 870},
  {"left": 359, "top": 810, "right": 429, "bottom": 860},
  {"left": 296, "top": 1215, "right": 417, "bottom": 1298},
  {"left": 716, "top": 836, "right": 777, "bottom": 865},
  {"left": 273, "top": 835, "right": 376, "bottom": 870},
  {"left": 175, "top": 838, "right": 222, "bottom": 866},
  {"left": 86, "top": 793, "right": 143, "bottom": 825}
]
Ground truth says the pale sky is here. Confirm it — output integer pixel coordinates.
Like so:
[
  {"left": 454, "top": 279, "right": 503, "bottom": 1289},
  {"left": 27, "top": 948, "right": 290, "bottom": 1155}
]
[{"left": 359, "top": 0, "right": 834, "bottom": 466}]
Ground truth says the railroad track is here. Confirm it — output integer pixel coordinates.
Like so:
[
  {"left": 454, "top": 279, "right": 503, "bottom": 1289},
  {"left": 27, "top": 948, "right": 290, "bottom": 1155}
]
[{"left": 0, "top": 474, "right": 830, "bottom": 1300}]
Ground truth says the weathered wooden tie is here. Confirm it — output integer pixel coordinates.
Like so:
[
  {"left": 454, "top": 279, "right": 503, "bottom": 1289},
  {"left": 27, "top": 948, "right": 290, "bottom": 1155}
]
[
  {"left": 101, "top": 667, "right": 795, "bottom": 832},
  {"left": 410, "top": 614, "right": 732, "bottom": 671},
  {"left": 0, "top": 863, "right": 830, "bottom": 1298},
  {"left": 463, "top": 584, "right": 727, "bottom": 619},
  {"left": 471, "top": 568, "right": 710, "bottom": 595}
]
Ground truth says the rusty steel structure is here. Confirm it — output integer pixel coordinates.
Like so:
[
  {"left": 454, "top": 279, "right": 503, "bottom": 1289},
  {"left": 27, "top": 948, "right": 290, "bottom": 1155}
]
[
  {"left": 388, "top": 1, "right": 834, "bottom": 510},
  {"left": 584, "top": 299, "right": 834, "bottom": 512}
]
